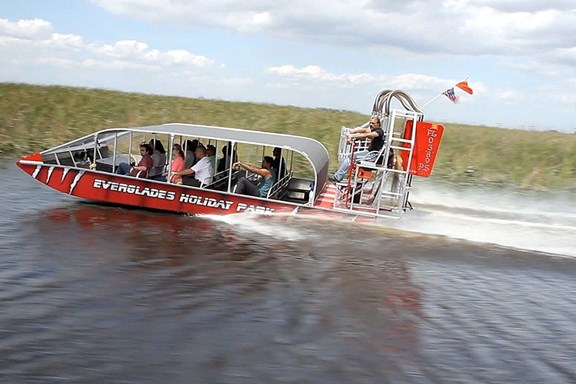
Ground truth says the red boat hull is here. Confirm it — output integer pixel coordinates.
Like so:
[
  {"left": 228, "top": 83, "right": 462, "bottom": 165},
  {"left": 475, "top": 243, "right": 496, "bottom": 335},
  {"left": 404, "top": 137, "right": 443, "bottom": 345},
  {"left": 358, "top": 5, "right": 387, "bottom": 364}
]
[{"left": 17, "top": 156, "right": 298, "bottom": 216}]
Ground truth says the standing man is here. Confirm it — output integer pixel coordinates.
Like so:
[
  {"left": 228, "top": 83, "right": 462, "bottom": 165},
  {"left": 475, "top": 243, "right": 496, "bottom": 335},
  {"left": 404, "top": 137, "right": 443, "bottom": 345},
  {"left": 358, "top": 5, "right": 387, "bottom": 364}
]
[
  {"left": 329, "top": 116, "right": 384, "bottom": 182},
  {"left": 173, "top": 143, "right": 214, "bottom": 187}
]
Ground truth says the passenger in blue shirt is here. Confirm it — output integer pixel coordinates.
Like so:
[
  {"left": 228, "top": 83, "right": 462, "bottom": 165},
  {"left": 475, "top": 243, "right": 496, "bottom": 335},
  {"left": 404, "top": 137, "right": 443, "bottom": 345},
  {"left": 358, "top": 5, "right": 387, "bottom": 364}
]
[{"left": 233, "top": 156, "right": 277, "bottom": 198}]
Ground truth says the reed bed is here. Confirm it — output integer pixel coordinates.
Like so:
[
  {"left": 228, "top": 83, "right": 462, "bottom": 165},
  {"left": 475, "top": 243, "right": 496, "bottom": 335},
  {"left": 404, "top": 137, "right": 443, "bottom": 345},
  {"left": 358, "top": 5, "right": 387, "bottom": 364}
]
[{"left": 1, "top": 83, "right": 574, "bottom": 190}]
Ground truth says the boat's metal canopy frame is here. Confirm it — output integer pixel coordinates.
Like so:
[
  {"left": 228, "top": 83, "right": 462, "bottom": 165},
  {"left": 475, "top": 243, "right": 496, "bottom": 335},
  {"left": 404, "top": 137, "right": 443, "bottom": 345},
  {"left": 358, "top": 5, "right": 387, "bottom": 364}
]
[{"left": 42, "top": 123, "right": 330, "bottom": 200}]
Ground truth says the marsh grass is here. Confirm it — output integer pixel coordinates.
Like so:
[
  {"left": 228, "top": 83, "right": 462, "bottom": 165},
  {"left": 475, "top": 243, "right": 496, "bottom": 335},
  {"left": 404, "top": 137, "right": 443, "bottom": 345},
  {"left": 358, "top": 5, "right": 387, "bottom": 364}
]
[
  {"left": 2, "top": 83, "right": 575, "bottom": 190},
  {"left": 435, "top": 123, "right": 576, "bottom": 190}
]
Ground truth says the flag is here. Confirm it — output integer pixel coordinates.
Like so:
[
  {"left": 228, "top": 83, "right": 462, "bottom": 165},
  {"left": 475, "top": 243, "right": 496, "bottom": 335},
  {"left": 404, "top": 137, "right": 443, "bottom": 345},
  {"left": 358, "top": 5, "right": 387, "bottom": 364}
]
[
  {"left": 442, "top": 88, "right": 459, "bottom": 104},
  {"left": 455, "top": 80, "right": 474, "bottom": 95}
]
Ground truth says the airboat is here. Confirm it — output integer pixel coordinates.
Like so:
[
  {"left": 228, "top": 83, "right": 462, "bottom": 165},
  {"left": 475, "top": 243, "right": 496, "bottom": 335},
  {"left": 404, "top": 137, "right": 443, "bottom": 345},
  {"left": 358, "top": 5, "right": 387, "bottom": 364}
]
[{"left": 17, "top": 90, "right": 443, "bottom": 219}]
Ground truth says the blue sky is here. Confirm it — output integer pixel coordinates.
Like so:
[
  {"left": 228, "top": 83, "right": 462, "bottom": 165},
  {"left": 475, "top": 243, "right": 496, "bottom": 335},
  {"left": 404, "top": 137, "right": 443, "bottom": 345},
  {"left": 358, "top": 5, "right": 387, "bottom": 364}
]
[{"left": 1, "top": 0, "right": 575, "bottom": 132}]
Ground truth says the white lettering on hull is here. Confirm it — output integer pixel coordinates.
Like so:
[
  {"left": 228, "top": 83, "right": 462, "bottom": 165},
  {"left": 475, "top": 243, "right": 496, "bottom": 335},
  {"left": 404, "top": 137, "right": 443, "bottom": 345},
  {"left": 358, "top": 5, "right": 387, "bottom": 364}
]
[
  {"left": 236, "top": 202, "right": 275, "bottom": 214},
  {"left": 179, "top": 193, "right": 233, "bottom": 210},
  {"left": 93, "top": 179, "right": 176, "bottom": 201},
  {"left": 91, "top": 178, "right": 276, "bottom": 213}
]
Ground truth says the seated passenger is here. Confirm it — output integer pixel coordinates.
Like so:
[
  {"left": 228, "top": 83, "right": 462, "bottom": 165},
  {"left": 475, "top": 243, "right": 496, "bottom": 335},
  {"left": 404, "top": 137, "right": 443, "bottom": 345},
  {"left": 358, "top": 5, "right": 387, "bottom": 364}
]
[
  {"left": 217, "top": 144, "right": 238, "bottom": 173},
  {"left": 73, "top": 150, "right": 91, "bottom": 168},
  {"left": 232, "top": 156, "right": 277, "bottom": 198},
  {"left": 329, "top": 116, "right": 384, "bottom": 182},
  {"left": 273, "top": 147, "right": 287, "bottom": 180},
  {"left": 169, "top": 144, "right": 186, "bottom": 184},
  {"left": 148, "top": 138, "right": 167, "bottom": 181},
  {"left": 206, "top": 144, "right": 217, "bottom": 165},
  {"left": 172, "top": 143, "right": 214, "bottom": 187},
  {"left": 183, "top": 139, "right": 198, "bottom": 169},
  {"left": 116, "top": 143, "right": 154, "bottom": 178}
]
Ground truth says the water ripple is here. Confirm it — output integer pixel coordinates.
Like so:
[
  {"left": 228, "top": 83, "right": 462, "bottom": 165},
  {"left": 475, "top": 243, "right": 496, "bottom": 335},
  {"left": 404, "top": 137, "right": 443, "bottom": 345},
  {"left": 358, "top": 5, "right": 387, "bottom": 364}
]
[{"left": 2, "top": 159, "right": 576, "bottom": 383}]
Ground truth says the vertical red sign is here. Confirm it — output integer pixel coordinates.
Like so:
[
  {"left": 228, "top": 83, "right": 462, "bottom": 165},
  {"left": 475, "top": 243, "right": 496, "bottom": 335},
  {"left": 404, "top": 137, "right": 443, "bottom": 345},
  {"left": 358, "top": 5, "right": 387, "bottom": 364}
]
[{"left": 400, "top": 121, "right": 444, "bottom": 177}]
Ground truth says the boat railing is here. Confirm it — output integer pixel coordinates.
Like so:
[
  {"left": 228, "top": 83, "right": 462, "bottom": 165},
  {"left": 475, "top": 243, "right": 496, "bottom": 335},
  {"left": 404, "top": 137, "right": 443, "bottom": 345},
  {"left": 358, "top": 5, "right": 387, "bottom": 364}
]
[
  {"left": 332, "top": 108, "right": 423, "bottom": 218},
  {"left": 337, "top": 126, "right": 371, "bottom": 163},
  {"left": 267, "top": 171, "right": 293, "bottom": 199},
  {"left": 212, "top": 169, "right": 230, "bottom": 181},
  {"left": 205, "top": 169, "right": 242, "bottom": 192}
]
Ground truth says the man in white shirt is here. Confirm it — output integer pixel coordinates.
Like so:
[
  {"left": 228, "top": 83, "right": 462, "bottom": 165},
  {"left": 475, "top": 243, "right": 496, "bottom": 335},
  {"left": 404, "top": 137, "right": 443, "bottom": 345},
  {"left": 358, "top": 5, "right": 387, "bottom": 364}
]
[{"left": 173, "top": 143, "right": 214, "bottom": 187}]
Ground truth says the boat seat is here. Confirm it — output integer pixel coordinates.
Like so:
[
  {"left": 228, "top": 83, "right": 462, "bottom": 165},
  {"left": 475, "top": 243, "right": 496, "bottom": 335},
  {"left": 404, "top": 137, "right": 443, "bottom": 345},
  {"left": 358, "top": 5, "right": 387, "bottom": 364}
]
[
  {"left": 207, "top": 176, "right": 230, "bottom": 191},
  {"left": 357, "top": 168, "right": 373, "bottom": 179},
  {"left": 206, "top": 171, "right": 240, "bottom": 192},
  {"left": 147, "top": 171, "right": 168, "bottom": 182},
  {"left": 357, "top": 149, "right": 394, "bottom": 170}
]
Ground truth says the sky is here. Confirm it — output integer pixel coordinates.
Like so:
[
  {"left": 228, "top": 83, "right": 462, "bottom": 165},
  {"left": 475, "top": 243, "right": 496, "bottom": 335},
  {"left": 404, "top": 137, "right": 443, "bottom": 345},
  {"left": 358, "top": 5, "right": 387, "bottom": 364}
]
[{"left": 1, "top": 0, "right": 575, "bottom": 132}]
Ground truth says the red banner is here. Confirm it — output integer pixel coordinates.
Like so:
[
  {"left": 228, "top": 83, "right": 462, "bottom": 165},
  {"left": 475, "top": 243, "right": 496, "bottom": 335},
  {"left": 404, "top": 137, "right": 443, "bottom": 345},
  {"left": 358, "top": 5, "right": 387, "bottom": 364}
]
[{"left": 400, "top": 121, "right": 444, "bottom": 177}]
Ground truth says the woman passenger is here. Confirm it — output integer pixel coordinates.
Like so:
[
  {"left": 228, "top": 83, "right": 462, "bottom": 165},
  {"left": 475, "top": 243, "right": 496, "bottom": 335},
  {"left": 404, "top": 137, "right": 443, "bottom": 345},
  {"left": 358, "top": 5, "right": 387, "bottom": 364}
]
[
  {"left": 232, "top": 156, "right": 277, "bottom": 198},
  {"left": 169, "top": 144, "right": 186, "bottom": 184}
]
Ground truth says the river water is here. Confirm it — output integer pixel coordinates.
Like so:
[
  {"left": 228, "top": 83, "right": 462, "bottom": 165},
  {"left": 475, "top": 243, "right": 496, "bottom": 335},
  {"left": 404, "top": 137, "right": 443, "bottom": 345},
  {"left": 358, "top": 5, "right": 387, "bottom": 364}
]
[{"left": 1, "top": 159, "right": 575, "bottom": 383}]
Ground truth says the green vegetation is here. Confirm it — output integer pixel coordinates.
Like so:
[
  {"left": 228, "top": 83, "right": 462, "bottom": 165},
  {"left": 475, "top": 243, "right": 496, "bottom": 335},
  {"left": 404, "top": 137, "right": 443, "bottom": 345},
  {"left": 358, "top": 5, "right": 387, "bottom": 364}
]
[
  {"left": 434, "top": 123, "right": 576, "bottom": 190},
  {"left": 1, "top": 82, "right": 575, "bottom": 190}
]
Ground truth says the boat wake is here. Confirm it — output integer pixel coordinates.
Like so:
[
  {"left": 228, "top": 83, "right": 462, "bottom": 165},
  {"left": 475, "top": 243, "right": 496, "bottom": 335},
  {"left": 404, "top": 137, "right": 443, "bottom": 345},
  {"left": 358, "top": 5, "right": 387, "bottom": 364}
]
[
  {"left": 205, "top": 182, "right": 576, "bottom": 258},
  {"left": 387, "top": 182, "right": 576, "bottom": 258},
  {"left": 204, "top": 213, "right": 307, "bottom": 242}
]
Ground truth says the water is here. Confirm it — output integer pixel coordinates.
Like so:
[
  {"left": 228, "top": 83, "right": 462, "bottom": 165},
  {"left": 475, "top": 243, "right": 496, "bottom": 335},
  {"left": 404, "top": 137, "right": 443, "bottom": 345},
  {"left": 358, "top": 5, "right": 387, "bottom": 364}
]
[
  {"left": 1, "top": 160, "right": 575, "bottom": 383},
  {"left": 393, "top": 179, "right": 576, "bottom": 257}
]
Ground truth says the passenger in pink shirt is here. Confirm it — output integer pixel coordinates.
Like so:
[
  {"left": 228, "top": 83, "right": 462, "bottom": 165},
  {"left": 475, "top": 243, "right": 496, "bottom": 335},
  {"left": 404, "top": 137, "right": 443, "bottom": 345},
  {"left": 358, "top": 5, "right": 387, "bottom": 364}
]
[{"left": 169, "top": 144, "right": 186, "bottom": 184}]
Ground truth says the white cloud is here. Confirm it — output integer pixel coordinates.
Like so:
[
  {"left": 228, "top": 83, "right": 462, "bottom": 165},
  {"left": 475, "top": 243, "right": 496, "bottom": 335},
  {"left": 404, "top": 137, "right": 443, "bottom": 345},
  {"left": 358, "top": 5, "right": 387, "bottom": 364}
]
[
  {"left": 87, "top": 40, "right": 215, "bottom": 67},
  {"left": 91, "top": 0, "right": 576, "bottom": 58},
  {"left": 538, "top": 81, "right": 576, "bottom": 104},
  {"left": 475, "top": 0, "right": 575, "bottom": 13},
  {"left": 37, "top": 57, "right": 77, "bottom": 68},
  {"left": 1, "top": 3, "right": 575, "bottom": 131},
  {"left": 158, "top": 50, "right": 215, "bottom": 67},
  {"left": 268, "top": 64, "right": 378, "bottom": 85},
  {"left": 0, "top": 18, "right": 53, "bottom": 39},
  {"left": 83, "top": 58, "right": 158, "bottom": 71},
  {"left": 91, "top": 40, "right": 150, "bottom": 58},
  {"left": 503, "top": 59, "right": 561, "bottom": 76},
  {"left": 495, "top": 89, "right": 524, "bottom": 104},
  {"left": 553, "top": 47, "right": 576, "bottom": 67},
  {"left": 0, "top": 18, "right": 218, "bottom": 73},
  {"left": 267, "top": 66, "right": 465, "bottom": 93},
  {"left": 51, "top": 33, "right": 84, "bottom": 49},
  {"left": 387, "top": 74, "right": 446, "bottom": 91}
]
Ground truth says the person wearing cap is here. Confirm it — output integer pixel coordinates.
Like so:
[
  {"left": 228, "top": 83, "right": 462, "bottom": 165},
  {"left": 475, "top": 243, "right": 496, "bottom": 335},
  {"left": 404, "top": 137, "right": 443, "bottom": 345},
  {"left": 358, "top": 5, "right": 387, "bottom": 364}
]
[{"left": 172, "top": 143, "right": 214, "bottom": 187}]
